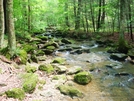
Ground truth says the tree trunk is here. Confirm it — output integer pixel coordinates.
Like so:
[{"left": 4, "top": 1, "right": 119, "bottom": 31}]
[
  {"left": 0, "top": 0, "right": 4, "bottom": 48},
  {"left": 65, "top": 1, "right": 70, "bottom": 28},
  {"left": 96, "top": 0, "right": 102, "bottom": 31},
  {"left": 6, "top": 0, "right": 16, "bottom": 54},
  {"left": 75, "top": 0, "right": 82, "bottom": 30},
  {"left": 100, "top": 0, "right": 105, "bottom": 26},
  {"left": 28, "top": 0, "right": 31, "bottom": 32},
  {"left": 128, "top": 0, "right": 133, "bottom": 41},
  {"left": 90, "top": 0, "right": 95, "bottom": 32}
]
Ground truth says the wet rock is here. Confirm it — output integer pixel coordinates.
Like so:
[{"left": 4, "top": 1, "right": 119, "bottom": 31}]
[
  {"left": 5, "top": 88, "right": 25, "bottom": 100},
  {"left": 70, "top": 49, "right": 90, "bottom": 54},
  {"left": 58, "top": 85, "right": 83, "bottom": 98},
  {"left": 110, "top": 53, "right": 127, "bottom": 61},
  {"left": 57, "top": 47, "right": 73, "bottom": 52},
  {"left": 105, "top": 62, "right": 123, "bottom": 69},
  {"left": 127, "top": 77, "right": 134, "bottom": 89},
  {"left": 42, "top": 49, "right": 54, "bottom": 55},
  {"left": 67, "top": 66, "right": 82, "bottom": 75},
  {"left": 115, "top": 72, "right": 130, "bottom": 77},
  {"left": 74, "top": 72, "right": 92, "bottom": 85},
  {"left": 61, "top": 38, "right": 72, "bottom": 44},
  {"left": 38, "top": 64, "right": 54, "bottom": 73}
]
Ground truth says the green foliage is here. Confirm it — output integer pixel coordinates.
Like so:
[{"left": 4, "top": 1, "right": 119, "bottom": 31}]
[
  {"left": 118, "top": 36, "right": 129, "bottom": 53},
  {"left": 5, "top": 88, "right": 25, "bottom": 100}
]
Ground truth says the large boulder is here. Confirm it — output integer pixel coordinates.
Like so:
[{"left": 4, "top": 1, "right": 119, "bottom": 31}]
[{"left": 74, "top": 72, "right": 92, "bottom": 85}]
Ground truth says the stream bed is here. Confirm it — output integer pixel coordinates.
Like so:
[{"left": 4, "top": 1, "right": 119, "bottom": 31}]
[{"left": 54, "top": 40, "right": 134, "bottom": 101}]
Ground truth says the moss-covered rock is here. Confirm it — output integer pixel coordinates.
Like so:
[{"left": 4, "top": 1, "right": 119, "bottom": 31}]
[
  {"left": 74, "top": 72, "right": 92, "bottom": 85},
  {"left": 58, "top": 85, "right": 83, "bottom": 98},
  {"left": 37, "top": 36, "right": 48, "bottom": 41},
  {"left": 21, "top": 73, "right": 38, "bottom": 93},
  {"left": 31, "top": 55, "right": 38, "bottom": 63},
  {"left": 52, "top": 57, "right": 66, "bottom": 64},
  {"left": 44, "top": 41, "right": 59, "bottom": 48},
  {"left": 25, "top": 65, "right": 37, "bottom": 73},
  {"left": 17, "top": 50, "right": 28, "bottom": 64},
  {"left": 38, "top": 64, "right": 54, "bottom": 73},
  {"left": 52, "top": 75, "right": 66, "bottom": 80},
  {"left": 22, "top": 44, "right": 37, "bottom": 53},
  {"left": 46, "top": 46, "right": 56, "bottom": 50},
  {"left": 36, "top": 50, "right": 45, "bottom": 56},
  {"left": 5, "top": 88, "right": 25, "bottom": 100},
  {"left": 67, "top": 66, "right": 82, "bottom": 75}
]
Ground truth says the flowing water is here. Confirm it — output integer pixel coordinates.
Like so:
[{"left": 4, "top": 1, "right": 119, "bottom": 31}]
[{"left": 55, "top": 40, "right": 134, "bottom": 101}]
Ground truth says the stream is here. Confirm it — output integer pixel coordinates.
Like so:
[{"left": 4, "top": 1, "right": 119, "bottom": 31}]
[{"left": 54, "top": 40, "right": 134, "bottom": 101}]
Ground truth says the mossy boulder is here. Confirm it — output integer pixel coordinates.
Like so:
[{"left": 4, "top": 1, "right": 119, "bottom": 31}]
[
  {"left": 58, "top": 85, "right": 83, "bottom": 98},
  {"left": 22, "top": 44, "right": 37, "bottom": 53},
  {"left": 17, "top": 50, "right": 28, "bottom": 64},
  {"left": 21, "top": 73, "right": 38, "bottom": 93},
  {"left": 52, "top": 64, "right": 67, "bottom": 74},
  {"left": 38, "top": 64, "right": 54, "bottom": 73},
  {"left": 44, "top": 41, "right": 59, "bottom": 48},
  {"left": 37, "top": 35, "right": 48, "bottom": 41},
  {"left": 46, "top": 46, "right": 56, "bottom": 50},
  {"left": 61, "top": 38, "right": 72, "bottom": 44},
  {"left": 52, "top": 57, "right": 66, "bottom": 64},
  {"left": 74, "top": 72, "right": 92, "bottom": 85},
  {"left": 25, "top": 65, "right": 37, "bottom": 73},
  {"left": 5, "top": 88, "right": 25, "bottom": 100}
]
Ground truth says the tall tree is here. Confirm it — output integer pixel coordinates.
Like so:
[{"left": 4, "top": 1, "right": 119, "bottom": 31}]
[
  {"left": 0, "top": 0, "right": 4, "bottom": 48},
  {"left": 6, "top": 0, "right": 16, "bottom": 54},
  {"left": 75, "top": 0, "right": 82, "bottom": 30}
]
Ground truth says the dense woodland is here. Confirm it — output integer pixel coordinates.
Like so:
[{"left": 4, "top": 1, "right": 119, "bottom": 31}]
[
  {"left": 0, "top": 0, "right": 134, "bottom": 55},
  {"left": 0, "top": 0, "right": 134, "bottom": 100}
]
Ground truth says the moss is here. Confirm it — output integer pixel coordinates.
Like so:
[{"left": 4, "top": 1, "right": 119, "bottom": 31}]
[
  {"left": 31, "top": 55, "right": 38, "bottom": 63},
  {"left": 0, "top": 47, "right": 11, "bottom": 59},
  {"left": 18, "top": 50, "right": 27, "bottom": 64},
  {"left": 21, "top": 73, "right": 38, "bottom": 93},
  {"left": 25, "top": 65, "right": 37, "bottom": 73},
  {"left": 52, "top": 75, "right": 66, "bottom": 80},
  {"left": 38, "top": 64, "right": 54, "bottom": 73},
  {"left": 46, "top": 46, "right": 55, "bottom": 50},
  {"left": 38, "top": 79, "right": 46, "bottom": 85},
  {"left": 36, "top": 50, "right": 45, "bottom": 56},
  {"left": 5, "top": 88, "right": 25, "bottom": 100},
  {"left": 74, "top": 72, "right": 92, "bottom": 85},
  {"left": 22, "top": 44, "right": 36, "bottom": 53},
  {"left": 0, "top": 68, "right": 2, "bottom": 74},
  {"left": 58, "top": 85, "right": 83, "bottom": 98},
  {"left": 52, "top": 57, "right": 66, "bottom": 64}
]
